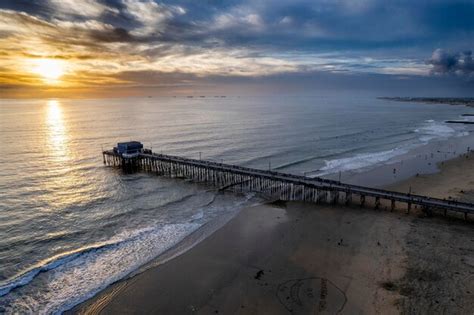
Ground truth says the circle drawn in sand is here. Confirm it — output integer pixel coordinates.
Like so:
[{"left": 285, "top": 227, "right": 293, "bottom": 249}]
[{"left": 277, "top": 277, "right": 346, "bottom": 314}]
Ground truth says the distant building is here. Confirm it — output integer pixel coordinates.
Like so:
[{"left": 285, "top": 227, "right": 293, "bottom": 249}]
[{"left": 115, "top": 141, "right": 143, "bottom": 157}]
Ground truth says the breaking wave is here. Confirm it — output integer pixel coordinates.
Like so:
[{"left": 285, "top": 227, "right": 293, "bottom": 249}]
[{"left": 317, "top": 120, "right": 467, "bottom": 175}]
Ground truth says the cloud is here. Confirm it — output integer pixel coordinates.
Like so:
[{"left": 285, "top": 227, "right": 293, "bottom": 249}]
[
  {"left": 427, "top": 49, "right": 474, "bottom": 77},
  {"left": 122, "top": 0, "right": 186, "bottom": 36},
  {"left": 212, "top": 6, "right": 264, "bottom": 32},
  {"left": 48, "top": 0, "right": 118, "bottom": 17},
  {"left": 1, "top": 0, "right": 474, "bottom": 96}
]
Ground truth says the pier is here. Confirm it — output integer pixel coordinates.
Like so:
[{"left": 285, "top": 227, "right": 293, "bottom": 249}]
[{"left": 103, "top": 146, "right": 474, "bottom": 220}]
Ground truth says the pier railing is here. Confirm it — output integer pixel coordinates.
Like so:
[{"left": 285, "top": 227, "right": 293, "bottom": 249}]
[{"left": 103, "top": 150, "right": 474, "bottom": 220}]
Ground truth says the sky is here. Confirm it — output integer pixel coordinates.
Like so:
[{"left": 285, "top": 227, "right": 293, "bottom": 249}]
[{"left": 0, "top": 0, "right": 473, "bottom": 98}]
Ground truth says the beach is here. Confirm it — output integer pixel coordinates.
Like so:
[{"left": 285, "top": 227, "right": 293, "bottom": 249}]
[
  {"left": 70, "top": 153, "right": 474, "bottom": 314},
  {"left": 3, "top": 97, "right": 473, "bottom": 313}
]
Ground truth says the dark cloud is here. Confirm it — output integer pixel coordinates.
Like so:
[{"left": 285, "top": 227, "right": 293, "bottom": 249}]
[
  {"left": 1, "top": 0, "right": 474, "bottom": 95},
  {"left": 3, "top": 0, "right": 474, "bottom": 51},
  {"left": 156, "top": 0, "right": 474, "bottom": 52},
  {"left": 88, "top": 27, "right": 136, "bottom": 42},
  {"left": 427, "top": 49, "right": 474, "bottom": 77}
]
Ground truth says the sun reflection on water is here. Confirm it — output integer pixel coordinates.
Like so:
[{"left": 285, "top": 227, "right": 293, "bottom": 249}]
[
  {"left": 43, "top": 100, "right": 98, "bottom": 211},
  {"left": 46, "top": 99, "right": 69, "bottom": 162}
]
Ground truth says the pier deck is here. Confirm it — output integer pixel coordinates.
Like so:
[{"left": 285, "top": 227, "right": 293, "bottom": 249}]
[{"left": 103, "top": 150, "right": 474, "bottom": 220}]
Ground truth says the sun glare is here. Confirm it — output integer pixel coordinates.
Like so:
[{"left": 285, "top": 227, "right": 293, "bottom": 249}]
[{"left": 32, "top": 59, "right": 66, "bottom": 84}]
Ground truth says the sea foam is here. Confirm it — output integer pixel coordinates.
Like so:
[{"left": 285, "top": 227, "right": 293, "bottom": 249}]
[
  {"left": 317, "top": 147, "right": 410, "bottom": 176},
  {"left": 317, "top": 120, "right": 467, "bottom": 175},
  {"left": 0, "top": 191, "right": 257, "bottom": 315},
  {"left": 0, "top": 223, "right": 200, "bottom": 314},
  {"left": 415, "top": 120, "right": 458, "bottom": 142}
]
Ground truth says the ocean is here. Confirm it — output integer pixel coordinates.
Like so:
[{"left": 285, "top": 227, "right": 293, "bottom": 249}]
[{"left": 1, "top": 95, "right": 473, "bottom": 313}]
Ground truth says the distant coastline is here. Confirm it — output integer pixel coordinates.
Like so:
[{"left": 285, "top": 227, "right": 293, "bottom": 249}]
[{"left": 379, "top": 97, "right": 474, "bottom": 107}]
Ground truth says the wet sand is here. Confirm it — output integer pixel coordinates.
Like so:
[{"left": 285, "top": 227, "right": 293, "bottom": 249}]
[{"left": 71, "top": 155, "right": 474, "bottom": 314}]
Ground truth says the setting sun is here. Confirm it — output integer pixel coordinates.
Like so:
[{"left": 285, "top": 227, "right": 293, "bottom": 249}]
[{"left": 32, "top": 59, "right": 65, "bottom": 83}]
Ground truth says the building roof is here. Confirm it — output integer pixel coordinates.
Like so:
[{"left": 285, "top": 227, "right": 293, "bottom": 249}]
[{"left": 117, "top": 141, "right": 143, "bottom": 146}]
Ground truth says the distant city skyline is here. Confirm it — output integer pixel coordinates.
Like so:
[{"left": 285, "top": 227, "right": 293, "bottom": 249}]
[{"left": 1, "top": 0, "right": 473, "bottom": 98}]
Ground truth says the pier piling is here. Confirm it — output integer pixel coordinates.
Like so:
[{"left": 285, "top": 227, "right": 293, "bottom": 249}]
[{"left": 102, "top": 149, "right": 474, "bottom": 220}]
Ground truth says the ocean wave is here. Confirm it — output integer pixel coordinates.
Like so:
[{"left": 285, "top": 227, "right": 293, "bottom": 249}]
[
  {"left": 316, "top": 147, "right": 410, "bottom": 176},
  {"left": 0, "top": 192, "right": 257, "bottom": 314},
  {"left": 0, "top": 223, "right": 193, "bottom": 298},
  {"left": 0, "top": 240, "right": 124, "bottom": 298},
  {"left": 320, "top": 129, "right": 415, "bottom": 144},
  {"left": 241, "top": 149, "right": 294, "bottom": 167},
  {"left": 104, "top": 191, "right": 210, "bottom": 223},
  {"left": 316, "top": 120, "right": 469, "bottom": 176},
  {"left": 0, "top": 229, "right": 87, "bottom": 253},
  {"left": 457, "top": 131, "right": 470, "bottom": 137},
  {"left": 273, "top": 155, "right": 331, "bottom": 171},
  {"left": 415, "top": 119, "right": 464, "bottom": 142},
  {"left": 273, "top": 131, "right": 417, "bottom": 171},
  {"left": 0, "top": 224, "right": 201, "bottom": 314}
]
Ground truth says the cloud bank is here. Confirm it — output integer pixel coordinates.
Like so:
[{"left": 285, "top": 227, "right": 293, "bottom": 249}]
[{"left": 0, "top": 0, "right": 473, "bottom": 97}]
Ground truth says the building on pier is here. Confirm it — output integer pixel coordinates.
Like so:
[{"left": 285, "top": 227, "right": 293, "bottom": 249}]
[{"left": 114, "top": 141, "right": 144, "bottom": 158}]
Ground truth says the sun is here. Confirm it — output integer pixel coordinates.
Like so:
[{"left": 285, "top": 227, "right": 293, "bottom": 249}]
[{"left": 32, "top": 59, "right": 66, "bottom": 84}]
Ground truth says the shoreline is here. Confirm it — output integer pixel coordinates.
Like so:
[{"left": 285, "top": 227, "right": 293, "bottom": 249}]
[
  {"left": 71, "top": 202, "right": 411, "bottom": 314},
  {"left": 70, "top": 151, "right": 474, "bottom": 314},
  {"left": 378, "top": 97, "right": 474, "bottom": 107},
  {"left": 322, "top": 131, "right": 474, "bottom": 188}
]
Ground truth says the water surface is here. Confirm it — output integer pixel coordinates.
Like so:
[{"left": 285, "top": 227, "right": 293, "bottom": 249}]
[{"left": 0, "top": 95, "right": 472, "bottom": 313}]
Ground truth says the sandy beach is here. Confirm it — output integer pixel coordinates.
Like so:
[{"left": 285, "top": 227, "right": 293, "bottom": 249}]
[{"left": 70, "top": 154, "right": 474, "bottom": 315}]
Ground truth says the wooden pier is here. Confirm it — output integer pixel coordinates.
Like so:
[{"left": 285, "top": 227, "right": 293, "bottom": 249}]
[{"left": 103, "top": 150, "right": 474, "bottom": 220}]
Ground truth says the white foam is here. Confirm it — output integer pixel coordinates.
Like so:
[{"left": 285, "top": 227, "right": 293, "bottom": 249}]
[
  {"left": 190, "top": 210, "right": 204, "bottom": 221},
  {"left": 457, "top": 131, "right": 470, "bottom": 137},
  {"left": 0, "top": 246, "right": 102, "bottom": 297},
  {"left": 415, "top": 120, "right": 458, "bottom": 142},
  {"left": 317, "top": 120, "right": 469, "bottom": 176},
  {"left": 316, "top": 147, "right": 410, "bottom": 176},
  {"left": 1, "top": 223, "right": 200, "bottom": 314},
  {"left": 0, "top": 192, "right": 258, "bottom": 315}
]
